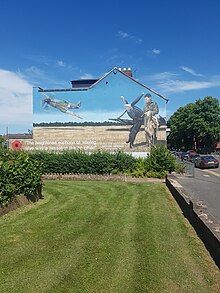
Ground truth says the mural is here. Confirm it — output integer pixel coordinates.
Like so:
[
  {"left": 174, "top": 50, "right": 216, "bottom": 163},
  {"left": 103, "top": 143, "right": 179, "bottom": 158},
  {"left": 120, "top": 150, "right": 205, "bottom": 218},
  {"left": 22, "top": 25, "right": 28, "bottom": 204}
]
[
  {"left": 33, "top": 68, "right": 168, "bottom": 151},
  {"left": 109, "top": 93, "right": 159, "bottom": 147},
  {"left": 42, "top": 93, "right": 82, "bottom": 119}
]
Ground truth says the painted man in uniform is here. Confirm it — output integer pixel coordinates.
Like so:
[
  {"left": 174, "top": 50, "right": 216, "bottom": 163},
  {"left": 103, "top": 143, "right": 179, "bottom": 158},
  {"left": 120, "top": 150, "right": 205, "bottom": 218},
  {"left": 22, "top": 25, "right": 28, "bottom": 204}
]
[{"left": 143, "top": 93, "right": 159, "bottom": 145}]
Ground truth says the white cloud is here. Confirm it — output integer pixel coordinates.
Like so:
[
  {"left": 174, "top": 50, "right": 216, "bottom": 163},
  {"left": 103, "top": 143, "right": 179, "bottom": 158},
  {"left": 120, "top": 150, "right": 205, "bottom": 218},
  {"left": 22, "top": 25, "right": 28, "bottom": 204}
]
[
  {"left": 57, "top": 60, "right": 66, "bottom": 67},
  {"left": 117, "top": 31, "right": 143, "bottom": 44},
  {"left": 26, "top": 55, "right": 68, "bottom": 69},
  {"left": 149, "top": 72, "right": 178, "bottom": 80},
  {"left": 152, "top": 49, "right": 161, "bottom": 55},
  {"left": 0, "top": 69, "right": 32, "bottom": 129},
  {"left": 25, "top": 66, "right": 45, "bottom": 79},
  {"left": 157, "top": 78, "right": 220, "bottom": 93},
  {"left": 117, "top": 31, "right": 129, "bottom": 39},
  {"left": 24, "top": 66, "right": 68, "bottom": 87},
  {"left": 180, "top": 66, "right": 203, "bottom": 77},
  {"left": 145, "top": 69, "right": 220, "bottom": 93},
  {"left": 80, "top": 73, "right": 95, "bottom": 79},
  {"left": 136, "top": 38, "right": 143, "bottom": 44}
]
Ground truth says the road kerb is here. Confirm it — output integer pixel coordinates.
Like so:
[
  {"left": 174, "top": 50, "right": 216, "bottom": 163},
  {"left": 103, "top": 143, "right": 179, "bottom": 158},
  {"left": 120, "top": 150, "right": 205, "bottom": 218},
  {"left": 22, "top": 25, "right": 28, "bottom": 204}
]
[{"left": 166, "top": 174, "right": 220, "bottom": 269}]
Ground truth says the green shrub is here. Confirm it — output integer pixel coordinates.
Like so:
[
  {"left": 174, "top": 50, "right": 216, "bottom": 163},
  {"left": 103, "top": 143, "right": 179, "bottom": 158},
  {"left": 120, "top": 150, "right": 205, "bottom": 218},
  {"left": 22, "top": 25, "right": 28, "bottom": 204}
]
[
  {"left": 127, "top": 158, "right": 149, "bottom": 177},
  {"left": 146, "top": 170, "right": 167, "bottom": 179},
  {"left": 113, "top": 151, "right": 136, "bottom": 173},
  {"left": 174, "top": 161, "right": 185, "bottom": 174},
  {"left": 147, "top": 145, "right": 176, "bottom": 173},
  {"left": 0, "top": 151, "right": 43, "bottom": 206}
]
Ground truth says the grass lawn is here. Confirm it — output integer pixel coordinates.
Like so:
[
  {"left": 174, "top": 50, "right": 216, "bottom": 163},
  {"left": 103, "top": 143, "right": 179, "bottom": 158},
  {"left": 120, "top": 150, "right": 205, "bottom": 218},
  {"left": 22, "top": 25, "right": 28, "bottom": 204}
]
[{"left": 0, "top": 181, "right": 219, "bottom": 292}]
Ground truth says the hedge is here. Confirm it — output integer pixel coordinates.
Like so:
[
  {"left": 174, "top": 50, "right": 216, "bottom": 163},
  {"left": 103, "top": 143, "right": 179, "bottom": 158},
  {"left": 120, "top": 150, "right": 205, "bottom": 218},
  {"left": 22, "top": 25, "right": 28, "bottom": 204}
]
[
  {"left": 29, "top": 147, "right": 177, "bottom": 177},
  {"left": 29, "top": 150, "right": 136, "bottom": 175},
  {"left": 0, "top": 147, "right": 178, "bottom": 206},
  {"left": 0, "top": 150, "right": 43, "bottom": 206}
]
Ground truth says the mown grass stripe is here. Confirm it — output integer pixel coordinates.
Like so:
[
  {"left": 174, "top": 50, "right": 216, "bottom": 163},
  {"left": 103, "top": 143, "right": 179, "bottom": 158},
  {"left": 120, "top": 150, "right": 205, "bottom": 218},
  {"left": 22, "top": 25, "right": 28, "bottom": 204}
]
[{"left": 0, "top": 181, "right": 219, "bottom": 292}]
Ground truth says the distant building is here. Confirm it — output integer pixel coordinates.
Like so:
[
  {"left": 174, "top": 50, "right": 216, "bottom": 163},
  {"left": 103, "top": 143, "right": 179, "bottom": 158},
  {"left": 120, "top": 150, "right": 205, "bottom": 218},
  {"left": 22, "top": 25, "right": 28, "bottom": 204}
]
[{"left": 216, "top": 142, "right": 220, "bottom": 154}]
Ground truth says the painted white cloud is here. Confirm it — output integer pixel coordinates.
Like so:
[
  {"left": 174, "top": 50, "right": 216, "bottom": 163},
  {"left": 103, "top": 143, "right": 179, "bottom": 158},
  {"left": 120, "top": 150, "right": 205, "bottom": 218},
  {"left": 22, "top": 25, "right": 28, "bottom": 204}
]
[
  {"left": 180, "top": 66, "right": 203, "bottom": 77},
  {"left": 158, "top": 106, "right": 171, "bottom": 119},
  {"left": 34, "top": 110, "right": 124, "bottom": 123},
  {"left": 0, "top": 69, "right": 32, "bottom": 128}
]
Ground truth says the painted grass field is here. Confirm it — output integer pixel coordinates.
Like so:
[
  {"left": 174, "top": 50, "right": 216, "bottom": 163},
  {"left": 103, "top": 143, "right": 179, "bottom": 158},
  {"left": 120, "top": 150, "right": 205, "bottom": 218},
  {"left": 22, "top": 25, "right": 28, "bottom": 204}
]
[
  {"left": 27, "top": 126, "right": 149, "bottom": 151},
  {"left": 0, "top": 181, "right": 220, "bottom": 292}
]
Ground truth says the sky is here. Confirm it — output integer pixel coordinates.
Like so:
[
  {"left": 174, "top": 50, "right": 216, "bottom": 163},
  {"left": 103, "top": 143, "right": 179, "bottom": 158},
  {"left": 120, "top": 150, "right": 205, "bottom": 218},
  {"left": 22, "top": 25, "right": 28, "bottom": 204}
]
[{"left": 0, "top": 0, "right": 220, "bottom": 133}]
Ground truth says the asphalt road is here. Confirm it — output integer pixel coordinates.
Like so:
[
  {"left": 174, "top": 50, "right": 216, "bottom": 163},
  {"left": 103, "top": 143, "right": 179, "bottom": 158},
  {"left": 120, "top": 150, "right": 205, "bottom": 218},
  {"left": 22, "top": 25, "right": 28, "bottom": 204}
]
[{"left": 175, "top": 166, "right": 220, "bottom": 224}]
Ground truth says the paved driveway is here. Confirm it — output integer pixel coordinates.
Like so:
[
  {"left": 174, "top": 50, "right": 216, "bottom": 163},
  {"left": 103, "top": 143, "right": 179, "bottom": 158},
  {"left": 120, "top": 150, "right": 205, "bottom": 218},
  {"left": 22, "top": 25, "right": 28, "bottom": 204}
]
[{"left": 175, "top": 166, "right": 220, "bottom": 224}]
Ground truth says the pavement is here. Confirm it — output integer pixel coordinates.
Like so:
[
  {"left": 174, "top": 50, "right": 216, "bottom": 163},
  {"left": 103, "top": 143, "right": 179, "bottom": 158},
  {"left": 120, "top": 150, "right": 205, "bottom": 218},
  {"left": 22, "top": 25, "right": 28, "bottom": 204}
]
[{"left": 174, "top": 166, "right": 220, "bottom": 225}]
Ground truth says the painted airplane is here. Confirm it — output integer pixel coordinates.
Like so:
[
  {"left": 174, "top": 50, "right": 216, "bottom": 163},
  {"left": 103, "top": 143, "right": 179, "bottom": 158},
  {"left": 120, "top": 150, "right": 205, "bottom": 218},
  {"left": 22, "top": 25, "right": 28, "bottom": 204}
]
[
  {"left": 42, "top": 93, "right": 82, "bottom": 119},
  {"left": 109, "top": 94, "right": 145, "bottom": 125}
]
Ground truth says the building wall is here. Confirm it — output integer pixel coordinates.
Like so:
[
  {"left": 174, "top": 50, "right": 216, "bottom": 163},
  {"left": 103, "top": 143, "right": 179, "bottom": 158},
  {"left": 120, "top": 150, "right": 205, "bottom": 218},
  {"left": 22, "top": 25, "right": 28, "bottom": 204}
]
[{"left": 32, "top": 70, "right": 167, "bottom": 152}]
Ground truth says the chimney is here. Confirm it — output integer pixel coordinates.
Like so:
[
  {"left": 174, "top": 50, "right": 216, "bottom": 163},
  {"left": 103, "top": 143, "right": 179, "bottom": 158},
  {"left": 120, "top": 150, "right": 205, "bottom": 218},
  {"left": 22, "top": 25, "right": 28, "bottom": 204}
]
[{"left": 118, "top": 67, "right": 132, "bottom": 77}]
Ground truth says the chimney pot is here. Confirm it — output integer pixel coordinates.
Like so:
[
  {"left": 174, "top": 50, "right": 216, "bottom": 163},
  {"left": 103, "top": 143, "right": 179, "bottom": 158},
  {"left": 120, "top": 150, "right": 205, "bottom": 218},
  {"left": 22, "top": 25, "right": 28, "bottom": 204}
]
[{"left": 122, "top": 67, "right": 132, "bottom": 77}]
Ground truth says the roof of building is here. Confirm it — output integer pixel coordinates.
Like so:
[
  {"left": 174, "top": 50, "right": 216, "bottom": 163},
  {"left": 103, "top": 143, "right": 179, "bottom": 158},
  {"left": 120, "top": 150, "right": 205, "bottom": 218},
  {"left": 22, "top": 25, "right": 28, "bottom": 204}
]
[
  {"left": 3, "top": 134, "right": 33, "bottom": 140},
  {"left": 71, "top": 79, "right": 99, "bottom": 88},
  {"left": 158, "top": 116, "right": 167, "bottom": 126},
  {"left": 216, "top": 142, "right": 220, "bottom": 149},
  {"left": 38, "top": 67, "right": 169, "bottom": 102}
]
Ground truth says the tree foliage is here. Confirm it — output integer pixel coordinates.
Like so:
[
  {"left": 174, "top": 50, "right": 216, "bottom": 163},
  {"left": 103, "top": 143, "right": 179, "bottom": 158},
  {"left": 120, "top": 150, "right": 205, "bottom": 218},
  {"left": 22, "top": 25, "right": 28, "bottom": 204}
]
[
  {"left": 168, "top": 97, "right": 220, "bottom": 152},
  {"left": 0, "top": 135, "right": 4, "bottom": 148}
]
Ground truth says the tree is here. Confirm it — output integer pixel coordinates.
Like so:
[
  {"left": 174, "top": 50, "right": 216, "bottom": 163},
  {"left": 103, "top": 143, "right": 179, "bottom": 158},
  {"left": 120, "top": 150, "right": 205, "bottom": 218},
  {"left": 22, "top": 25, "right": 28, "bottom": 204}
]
[
  {"left": 167, "top": 97, "right": 220, "bottom": 152},
  {"left": 0, "top": 135, "right": 4, "bottom": 148}
]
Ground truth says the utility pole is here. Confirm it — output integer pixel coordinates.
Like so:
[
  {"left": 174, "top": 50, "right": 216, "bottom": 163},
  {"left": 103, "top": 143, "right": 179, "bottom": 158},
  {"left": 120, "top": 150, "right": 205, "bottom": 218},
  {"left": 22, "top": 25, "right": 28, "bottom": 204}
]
[{"left": 6, "top": 126, "right": 9, "bottom": 149}]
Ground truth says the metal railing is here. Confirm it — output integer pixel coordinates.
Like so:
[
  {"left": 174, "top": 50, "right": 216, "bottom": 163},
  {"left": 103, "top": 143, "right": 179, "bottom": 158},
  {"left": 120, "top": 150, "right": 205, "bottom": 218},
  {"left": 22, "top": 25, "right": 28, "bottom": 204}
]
[
  {"left": 182, "top": 160, "right": 195, "bottom": 177},
  {"left": 176, "top": 157, "right": 195, "bottom": 177}
]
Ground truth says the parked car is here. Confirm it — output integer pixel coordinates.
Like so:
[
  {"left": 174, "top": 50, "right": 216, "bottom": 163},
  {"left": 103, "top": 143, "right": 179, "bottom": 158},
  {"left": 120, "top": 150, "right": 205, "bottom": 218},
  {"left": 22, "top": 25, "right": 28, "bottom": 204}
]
[
  {"left": 186, "top": 150, "right": 197, "bottom": 160},
  {"left": 187, "top": 150, "right": 197, "bottom": 155},
  {"left": 194, "top": 155, "right": 219, "bottom": 169},
  {"left": 179, "top": 151, "right": 188, "bottom": 161},
  {"left": 189, "top": 154, "right": 200, "bottom": 163}
]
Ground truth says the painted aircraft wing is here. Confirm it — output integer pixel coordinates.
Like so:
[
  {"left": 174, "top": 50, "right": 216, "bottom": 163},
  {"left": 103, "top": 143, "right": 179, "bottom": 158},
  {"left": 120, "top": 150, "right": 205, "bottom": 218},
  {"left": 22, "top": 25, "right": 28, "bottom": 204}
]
[
  {"left": 62, "top": 100, "right": 70, "bottom": 106},
  {"left": 55, "top": 101, "right": 68, "bottom": 108},
  {"left": 69, "top": 101, "right": 81, "bottom": 109},
  {"left": 120, "top": 96, "right": 129, "bottom": 104},
  {"left": 66, "top": 110, "right": 83, "bottom": 119},
  {"left": 131, "top": 93, "right": 145, "bottom": 107},
  {"left": 109, "top": 118, "right": 133, "bottom": 125}
]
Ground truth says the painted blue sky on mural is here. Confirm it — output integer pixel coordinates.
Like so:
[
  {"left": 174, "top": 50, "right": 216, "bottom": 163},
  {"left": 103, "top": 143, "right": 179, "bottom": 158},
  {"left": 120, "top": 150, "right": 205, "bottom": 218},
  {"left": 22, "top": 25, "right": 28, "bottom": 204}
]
[
  {"left": 0, "top": 0, "right": 220, "bottom": 133},
  {"left": 33, "top": 69, "right": 167, "bottom": 123}
]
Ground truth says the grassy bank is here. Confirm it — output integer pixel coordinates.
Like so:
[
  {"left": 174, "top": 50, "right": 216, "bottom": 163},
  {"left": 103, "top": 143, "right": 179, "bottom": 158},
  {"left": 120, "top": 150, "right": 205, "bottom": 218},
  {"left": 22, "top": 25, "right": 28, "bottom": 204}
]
[{"left": 0, "top": 181, "right": 219, "bottom": 292}]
